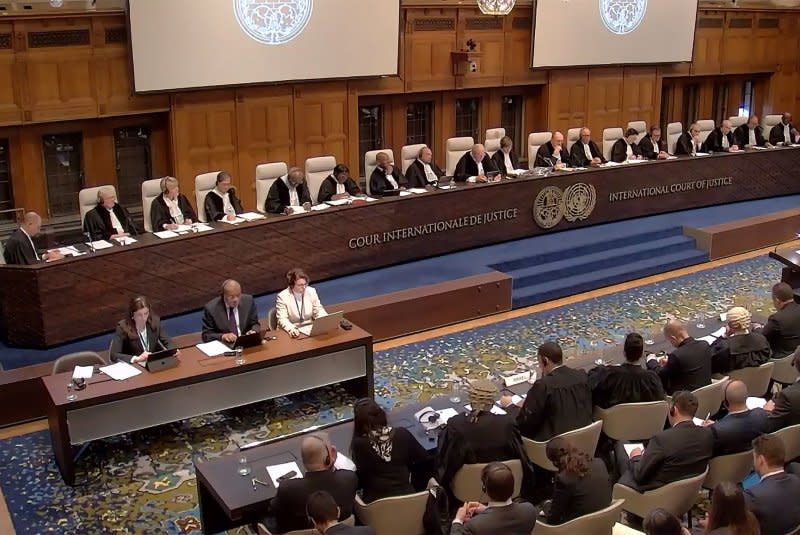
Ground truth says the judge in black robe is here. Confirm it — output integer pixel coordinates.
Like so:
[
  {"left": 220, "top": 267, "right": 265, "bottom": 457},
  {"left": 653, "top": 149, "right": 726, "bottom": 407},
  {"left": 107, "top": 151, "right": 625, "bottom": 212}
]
[
  {"left": 610, "top": 130, "right": 643, "bottom": 163},
  {"left": 639, "top": 129, "right": 667, "bottom": 160},
  {"left": 490, "top": 136, "right": 521, "bottom": 175},
  {"left": 316, "top": 164, "right": 360, "bottom": 203},
  {"left": 405, "top": 150, "right": 445, "bottom": 188},
  {"left": 590, "top": 334, "right": 665, "bottom": 409},
  {"left": 453, "top": 144, "right": 498, "bottom": 182},
  {"left": 769, "top": 113, "right": 798, "bottom": 145},
  {"left": 734, "top": 118, "right": 767, "bottom": 148},
  {"left": 83, "top": 187, "right": 138, "bottom": 241},
  {"left": 203, "top": 171, "right": 244, "bottom": 222},
  {"left": 703, "top": 124, "right": 736, "bottom": 153},
  {"left": 2, "top": 211, "right": 63, "bottom": 264},
  {"left": 369, "top": 151, "right": 406, "bottom": 196},
  {"left": 265, "top": 168, "right": 313, "bottom": 213},
  {"left": 569, "top": 128, "right": 606, "bottom": 167},
  {"left": 674, "top": 125, "right": 703, "bottom": 156},
  {"left": 534, "top": 133, "right": 571, "bottom": 168},
  {"left": 150, "top": 177, "right": 197, "bottom": 231}
]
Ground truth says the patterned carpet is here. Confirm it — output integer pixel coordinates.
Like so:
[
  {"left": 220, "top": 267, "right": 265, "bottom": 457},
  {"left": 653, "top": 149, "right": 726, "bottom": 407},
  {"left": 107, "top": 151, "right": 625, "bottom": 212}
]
[{"left": 0, "top": 254, "right": 782, "bottom": 534}]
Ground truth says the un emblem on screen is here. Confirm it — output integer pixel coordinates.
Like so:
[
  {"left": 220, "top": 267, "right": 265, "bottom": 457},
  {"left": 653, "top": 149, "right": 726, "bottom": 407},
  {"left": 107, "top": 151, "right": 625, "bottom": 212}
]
[
  {"left": 599, "top": 0, "right": 647, "bottom": 35},
  {"left": 234, "top": 0, "right": 313, "bottom": 46}
]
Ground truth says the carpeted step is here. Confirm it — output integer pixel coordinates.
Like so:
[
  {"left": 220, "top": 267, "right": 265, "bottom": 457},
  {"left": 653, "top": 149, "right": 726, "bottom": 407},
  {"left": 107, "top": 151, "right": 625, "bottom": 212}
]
[{"left": 512, "top": 248, "right": 709, "bottom": 308}]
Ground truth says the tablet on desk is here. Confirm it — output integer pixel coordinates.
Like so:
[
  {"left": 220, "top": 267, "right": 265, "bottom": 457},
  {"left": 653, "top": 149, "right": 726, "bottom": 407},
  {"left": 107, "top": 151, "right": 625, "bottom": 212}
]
[
  {"left": 297, "top": 311, "right": 345, "bottom": 337},
  {"left": 235, "top": 330, "right": 264, "bottom": 349},
  {"left": 144, "top": 347, "right": 178, "bottom": 372}
]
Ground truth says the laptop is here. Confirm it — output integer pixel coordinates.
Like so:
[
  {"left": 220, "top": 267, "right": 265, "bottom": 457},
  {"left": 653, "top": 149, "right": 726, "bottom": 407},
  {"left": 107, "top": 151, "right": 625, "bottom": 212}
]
[
  {"left": 297, "top": 311, "right": 345, "bottom": 337},
  {"left": 235, "top": 330, "right": 264, "bottom": 349},
  {"left": 144, "top": 347, "right": 179, "bottom": 372}
]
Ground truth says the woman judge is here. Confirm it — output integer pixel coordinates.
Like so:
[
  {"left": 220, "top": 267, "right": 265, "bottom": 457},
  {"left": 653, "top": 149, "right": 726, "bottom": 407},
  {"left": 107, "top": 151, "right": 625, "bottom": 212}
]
[
  {"left": 150, "top": 176, "right": 197, "bottom": 231},
  {"left": 110, "top": 296, "right": 176, "bottom": 364},
  {"left": 275, "top": 268, "right": 327, "bottom": 337}
]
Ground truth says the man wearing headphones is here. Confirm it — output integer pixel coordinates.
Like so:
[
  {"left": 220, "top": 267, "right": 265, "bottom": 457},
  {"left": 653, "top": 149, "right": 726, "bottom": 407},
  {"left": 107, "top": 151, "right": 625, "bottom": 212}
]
[
  {"left": 450, "top": 462, "right": 537, "bottom": 535},
  {"left": 83, "top": 186, "right": 138, "bottom": 241},
  {"left": 150, "top": 176, "right": 196, "bottom": 231},
  {"left": 200, "top": 279, "right": 260, "bottom": 344},
  {"left": 704, "top": 380, "right": 768, "bottom": 456}
]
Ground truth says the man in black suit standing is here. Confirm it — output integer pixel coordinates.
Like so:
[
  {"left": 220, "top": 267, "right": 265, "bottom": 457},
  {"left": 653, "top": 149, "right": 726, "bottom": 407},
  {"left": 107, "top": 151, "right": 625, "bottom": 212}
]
[
  {"left": 734, "top": 115, "right": 768, "bottom": 148},
  {"left": 647, "top": 319, "right": 712, "bottom": 394},
  {"left": 591, "top": 333, "right": 665, "bottom": 409},
  {"left": 618, "top": 391, "right": 713, "bottom": 492},
  {"left": 501, "top": 341, "right": 593, "bottom": 441},
  {"left": 768, "top": 112, "right": 799, "bottom": 146},
  {"left": 761, "top": 282, "right": 800, "bottom": 359},
  {"left": 673, "top": 123, "right": 703, "bottom": 156},
  {"left": 569, "top": 127, "right": 606, "bottom": 167},
  {"left": 702, "top": 120, "right": 739, "bottom": 153},
  {"left": 3, "top": 212, "right": 62, "bottom": 265},
  {"left": 764, "top": 355, "right": 800, "bottom": 432},
  {"left": 405, "top": 146, "right": 444, "bottom": 188},
  {"left": 454, "top": 144, "right": 498, "bottom": 183},
  {"left": 201, "top": 279, "right": 261, "bottom": 344},
  {"left": 705, "top": 380, "right": 769, "bottom": 455},
  {"left": 305, "top": 491, "right": 374, "bottom": 535},
  {"left": 746, "top": 434, "right": 800, "bottom": 535}
]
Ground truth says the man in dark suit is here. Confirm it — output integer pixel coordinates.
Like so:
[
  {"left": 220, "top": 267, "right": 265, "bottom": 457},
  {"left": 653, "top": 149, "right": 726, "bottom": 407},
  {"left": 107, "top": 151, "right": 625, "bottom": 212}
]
[
  {"left": 204, "top": 171, "right": 244, "bottom": 222},
  {"left": 201, "top": 279, "right": 261, "bottom": 344},
  {"left": 454, "top": 144, "right": 498, "bottom": 183},
  {"left": 639, "top": 126, "right": 668, "bottom": 160},
  {"left": 490, "top": 136, "right": 521, "bottom": 175},
  {"left": 569, "top": 127, "right": 606, "bottom": 167},
  {"left": 268, "top": 433, "right": 359, "bottom": 534},
  {"left": 83, "top": 186, "right": 138, "bottom": 241},
  {"left": 618, "top": 391, "right": 713, "bottom": 492},
  {"left": 3, "top": 212, "right": 62, "bottom": 265},
  {"left": 702, "top": 120, "right": 738, "bottom": 153},
  {"left": 266, "top": 167, "right": 313, "bottom": 214},
  {"left": 450, "top": 463, "right": 538, "bottom": 535},
  {"left": 369, "top": 151, "right": 406, "bottom": 196},
  {"left": 405, "top": 146, "right": 445, "bottom": 188},
  {"left": 647, "top": 319, "right": 712, "bottom": 394},
  {"left": 610, "top": 128, "right": 644, "bottom": 163},
  {"left": 316, "top": 164, "right": 360, "bottom": 203},
  {"left": 746, "top": 434, "right": 800, "bottom": 535},
  {"left": 769, "top": 112, "right": 799, "bottom": 146},
  {"left": 673, "top": 123, "right": 703, "bottom": 156},
  {"left": 761, "top": 282, "right": 800, "bottom": 359},
  {"left": 305, "top": 491, "right": 374, "bottom": 535},
  {"left": 501, "top": 342, "right": 593, "bottom": 441},
  {"left": 535, "top": 131, "right": 571, "bottom": 169},
  {"left": 764, "top": 355, "right": 800, "bottom": 432},
  {"left": 591, "top": 333, "right": 665, "bottom": 409},
  {"left": 734, "top": 115, "right": 768, "bottom": 148},
  {"left": 705, "top": 380, "right": 769, "bottom": 455}
]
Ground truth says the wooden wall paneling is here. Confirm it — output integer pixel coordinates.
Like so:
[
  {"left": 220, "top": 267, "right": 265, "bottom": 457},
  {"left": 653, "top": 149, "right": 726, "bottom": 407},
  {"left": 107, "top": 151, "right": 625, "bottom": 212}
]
[
  {"left": 721, "top": 13, "right": 755, "bottom": 75},
  {"left": 692, "top": 11, "right": 724, "bottom": 76},
  {"left": 292, "top": 82, "right": 349, "bottom": 165},
  {"left": 346, "top": 85, "right": 360, "bottom": 179},
  {"left": 82, "top": 119, "right": 116, "bottom": 188},
  {"left": 459, "top": 9, "right": 505, "bottom": 89},
  {"left": 15, "top": 125, "right": 48, "bottom": 217},
  {"left": 404, "top": 8, "right": 457, "bottom": 92},
  {"left": 388, "top": 95, "right": 406, "bottom": 156},
  {"left": 503, "top": 8, "right": 537, "bottom": 86},
  {"left": 696, "top": 80, "right": 715, "bottom": 121},
  {"left": 0, "top": 22, "right": 22, "bottom": 126},
  {"left": 523, "top": 84, "right": 547, "bottom": 150},
  {"left": 486, "top": 88, "right": 504, "bottom": 135},
  {"left": 753, "top": 13, "right": 780, "bottom": 74},
  {"left": 0, "top": 126, "right": 31, "bottom": 216},
  {"left": 587, "top": 67, "right": 623, "bottom": 134},
  {"left": 621, "top": 67, "right": 658, "bottom": 130},
  {"left": 102, "top": 113, "right": 170, "bottom": 182},
  {"left": 547, "top": 69, "right": 588, "bottom": 134}
]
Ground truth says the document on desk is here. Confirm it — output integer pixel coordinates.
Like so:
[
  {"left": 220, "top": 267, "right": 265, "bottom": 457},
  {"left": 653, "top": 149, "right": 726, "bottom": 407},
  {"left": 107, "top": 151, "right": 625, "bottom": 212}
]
[
  {"left": 113, "top": 236, "right": 137, "bottom": 245},
  {"left": 219, "top": 217, "right": 246, "bottom": 224},
  {"left": 335, "top": 452, "right": 356, "bottom": 471},
  {"left": 196, "top": 340, "right": 230, "bottom": 357},
  {"left": 694, "top": 152, "right": 711, "bottom": 157},
  {"left": 363, "top": 197, "right": 379, "bottom": 202},
  {"left": 626, "top": 159, "right": 647, "bottom": 163},
  {"left": 326, "top": 198, "right": 351, "bottom": 206},
  {"left": 693, "top": 417, "right": 706, "bottom": 426},
  {"left": 408, "top": 188, "right": 428, "bottom": 194},
  {"left": 310, "top": 204, "right": 330, "bottom": 211},
  {"left": 746, "top": 397, "right": 767, "bottom": 410},
  {"left": 194, "top": 223, "right": 214, "bottom": 232},
  {"left": 399, "top": 191, "right": 413, "bottom": 197},
  {"left": 436, "top": 407, "right": 459, "bottom": 424},
  {"left": 86, "top": 240, "right": 114, "bottom": 250},
  {"left": 239, "top": 212, "right": 265, "bottom": 221},
  {"left": 154, "top": 230, "right": 179, "bottom": 239},
  {"left": 464, "top": 404, "right": 507, "bottom": 415},
  {"left": 624, "top": 443, "right": 644, "bottom": 457},
  {"left": 100, "top": 361, "right": 142, "bottom": 381},
  {"left": 267, "top": 461, "right": 303, "bottom": 487},
  {"left": 72, "top": 365, "right": 94, "bottom": 380}
]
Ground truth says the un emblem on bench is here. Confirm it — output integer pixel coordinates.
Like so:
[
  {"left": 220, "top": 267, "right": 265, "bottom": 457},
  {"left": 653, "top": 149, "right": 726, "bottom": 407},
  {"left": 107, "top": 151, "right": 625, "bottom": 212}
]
[
  {"left": 234, "top": 0, "right": 314, "bottom": 45},
  {"left": 533, "top": 183, "right": 597, "bottom": 229}
]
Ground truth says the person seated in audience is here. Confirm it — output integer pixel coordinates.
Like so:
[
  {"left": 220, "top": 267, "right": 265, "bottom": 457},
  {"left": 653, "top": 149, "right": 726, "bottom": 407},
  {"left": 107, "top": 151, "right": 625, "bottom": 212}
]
[
  {"left": 450, "top": 463, "right": 538, "bottom": 535},
  {"left": 84, "top": 186, "right": 138, "bottom": 241},
  {"left": 640, "top": 125, "right": 669, "bottom": 160},
  {"left": 710, "top": 306, "right": 771, "bottom": 376},
  {"left": 266, "top": 433, "right": 358, "bottom": 534},
  {"left": 275, "top": 268, "right": 327, "bottom": 338},
  {"left": 316, "top": 164, "right": 360, "bottom": 203},
  {"left": 734, "top": 115, "right": 768, "bottom": 149},
  {"left": 764, "top": 354, "right": 800, "bottom": 431},
  {"left": 674, "top": 123, "right": 704, "bottom": 156},
  {"left": 702, "top": 120, "right": 739, "bottom": 153},
  {"left": 591, "top": 333, "right": 665, "bottom": 409},
  {"left": 201, "top": 279, "right": 260, "bottom": 344},
  {"left": 110, "top": 295, "right": 176, "bottom": 365},
  {"left": 501, "top": 341, "right": 593, "bottom": 441},
  {"left": 349, "top": 398, "right": 429, "bottom": 503},
  {"left": 405, "top": 146, "right": 444, "bottom": 188},
  {"left": 745, "top": 434, "right": 800, "bottom": 535},
  {"left": 305, "top": 491, "right": 375, "bottom": 535},
  {"left": 204, "top": 171, "right": 244, "bottom": 222},
  {"left": 647, "top": 319, "right": 712, "bottom": 394},
  {"left": 369, "top": 152, "right": 406, "bottom": 196},
  {"left": 266, "top": 166, "right": 312, "bottom": 214},
  {"left": 454, "top": 143, "right": 498, "bottom": 183},
  {"left": 3, "top": 212, "right": 63, "bottom": 264},
  {"left": 543, "top": 436, "right": 612, "bottom": 525},
  {"left": 490, "top": 136, "right": 520, "bottom": 176},
  {"left": 617, "top": 391, "right": 713, "bottom": 492},
  {"left": 644, "top": 509, "right": 692, "bottom": 535},
  {"left": 703, "top": 380, "right": 768, "bottom": 456},
  {"left": 150, "top": 176, "right": 196, "bottom": 232},
  {"left": 703, "top": 481, "right": 761, "bottom": 535},
  {"left": 611, "top": 128, "right": 644, "bottom": 163},
  {"left": 769, "top": 112, "right": 798, "bottom": 146},
  {"left": 534, "top": 131, "right": 571, "bottom": 169},
  {"left": 569, "top": 127, "right": 606, "bottom": 167},
  {"left": 760, "top": 282, "right": 800, "bottom": 359},
  {"left": 436, "top": 379, "right": 531, "bottom": 494}
]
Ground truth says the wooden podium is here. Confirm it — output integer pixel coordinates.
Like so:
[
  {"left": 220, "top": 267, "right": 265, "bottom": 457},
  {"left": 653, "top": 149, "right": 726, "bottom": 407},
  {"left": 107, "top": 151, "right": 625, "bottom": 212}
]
[{"left": 769, "top": 246, "right": 800, "bottom": 295}]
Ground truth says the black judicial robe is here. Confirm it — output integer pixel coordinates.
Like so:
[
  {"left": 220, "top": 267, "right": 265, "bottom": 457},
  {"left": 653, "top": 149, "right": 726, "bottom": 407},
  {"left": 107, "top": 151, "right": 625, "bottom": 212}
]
[
  {"left": 491, "top": 149, "right": 521, "bottom": 175},
  {"left": 710, "top": 333, "right": 772, "bottom": 377},
  {"left": 204, "top": 189, "right": 244, "bottom": 222},
  {"left": 150, "top": 194, "right": 197, "bottom": 231},
  {"left": 674, "top": 132, "right": 702, "bottom": 156},
  {"left": 265, "top": 178, "right": 312, "bottom": 214},
  {"left": 3, "top": 229, "right": 39, "bottom": 265},
  {"left": 569, "top": 140, "right": 606, "bottom": 167},
  {"left": 534, "top": 142, "right": 572, "bottom": 168},
  {"left": 733, "top": 124, "right": 766, "bottom": 147},
  {"left": 639, "top": 135, "right": 665, "bottom": 160},
  {"left": 453, "top": 152, "right": 498, "bottom": 182},
  {"left": 590, "top": 362, "right": 665, "bottom": 409},
  {"left": 316, "top": 175, "right": 360, "bottom": 203},
  {"left": 610, "top": 139, "right": 642, "bottom": 163},
  {"left": 369, "top": 167, "right": 406, "bottom": 196},
  {"left": 769, "top": 122, "right": 798, "bottom": 145},
  {"left": 702, "top": 128, "right": 735, "bottom": 153},
  {"left": 405, "top": 159, "right": 445, "bottom": 188},
  {"left": 83, "top": 203, "right": 138, "bottom": 241}
]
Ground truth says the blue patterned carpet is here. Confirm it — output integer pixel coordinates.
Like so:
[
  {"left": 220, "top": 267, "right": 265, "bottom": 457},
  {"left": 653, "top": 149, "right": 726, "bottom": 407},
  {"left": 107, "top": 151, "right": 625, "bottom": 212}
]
[{"left": 0, "top": 254, "right": 782, "bottom": 534}]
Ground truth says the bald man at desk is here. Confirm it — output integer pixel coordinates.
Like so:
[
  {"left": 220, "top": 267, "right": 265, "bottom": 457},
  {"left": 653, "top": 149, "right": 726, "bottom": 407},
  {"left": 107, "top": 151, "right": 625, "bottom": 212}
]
[{"left": 3, "top": 212, "right": 63, "bottom": 264}]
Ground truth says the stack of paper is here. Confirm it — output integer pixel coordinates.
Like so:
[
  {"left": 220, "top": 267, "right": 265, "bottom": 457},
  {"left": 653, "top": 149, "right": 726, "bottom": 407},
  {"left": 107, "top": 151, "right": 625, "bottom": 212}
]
[
  {"left": 194, "top": 224, "right": 213, "bottom": 232},
  {"left": 266, "top": 461, "right": 303, "bottom": 487},
  {"left": 239, "top": 212, "right": 265, "bottom": 221},
  {"left": 100, "top": 361, "right": 142, "bottom": 380},
  {"left": 196, "top": 340, "right": 230, "bottom": 357},
  {"left": 624, "top": 443, "right": 644, "bottom": 456},
  {"left": 326, "top": 198, "right": 351, "bottom": 206},
  {"left": 72, "top": 365, "right": 94, "bottom": 380},
  {"left": 626, "top": 159, "right": 647, "bottom": 164},
  {"left": 310, "top": 204, "right": 330, "bottom": 211},
  {"left": 220, "top": 217, "right": 246, "bottom": 224},
  {"left": 746, "top": 397, "right": 767, "bottom": 410},
  {"left": 407, "top": 188, "right": 428, "bottom": 194},
  {"left": 53, "top": 246, "right": 84, "bottom": 257},
  {"left": 399, "top": 191, "right": 413, "bottom": 197},
  {"left": 363, "top": 197, "right": 379, "bottom": 202},
  {"left": 86, "top": 240, "right": 114, "bottom": 250},
  {"left": 113, "top": 236, "right": 137, "bottom": 245},
  {"left": 154, "top": 230, "right": 179, "bottom": 239}
]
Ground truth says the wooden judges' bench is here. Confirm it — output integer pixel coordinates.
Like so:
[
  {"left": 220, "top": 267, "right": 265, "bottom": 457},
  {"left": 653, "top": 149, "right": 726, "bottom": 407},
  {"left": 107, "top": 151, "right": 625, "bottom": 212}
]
[{"left": 3, "top": 147, "right": 800, "bottom": 348}]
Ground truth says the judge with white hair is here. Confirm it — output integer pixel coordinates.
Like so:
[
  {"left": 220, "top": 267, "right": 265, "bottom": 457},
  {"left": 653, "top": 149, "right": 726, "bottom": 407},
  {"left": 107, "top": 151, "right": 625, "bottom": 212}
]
[
  {"left": 710, "top": 306, "right": 772, "bottom": 377},
  {"left": 83, "top": 186, "right": 138, "bottom": 241}
]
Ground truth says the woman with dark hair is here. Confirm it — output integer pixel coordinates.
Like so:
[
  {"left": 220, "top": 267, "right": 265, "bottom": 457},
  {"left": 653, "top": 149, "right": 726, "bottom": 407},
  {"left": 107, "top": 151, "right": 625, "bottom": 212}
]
[
  {"left": 705, "top": 482, "right": 760, "bottom": 535},
  {"left": 544, "top": 436, "right": 611, "bottom": 525},
  {"left": 350, "top": 398, "right": 429, "bottom": 502},
  {"left": 317, "top": 163, "right": 360, "bottom": 203},
  {"left": 110, "top": 296, "right": 176, "bottom": 364},
  {"left": 645, "top": 509, "right": 691, "bottom": 535},
  {"left": 275, "top": 268, "right": 327, "bottom": 338}
]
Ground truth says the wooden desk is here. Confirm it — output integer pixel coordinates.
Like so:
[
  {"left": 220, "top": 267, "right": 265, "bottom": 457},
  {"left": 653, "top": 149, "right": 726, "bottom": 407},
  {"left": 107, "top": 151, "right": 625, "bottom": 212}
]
[{"left": 42, "top": 325, "right": 373, "bottom": 485}]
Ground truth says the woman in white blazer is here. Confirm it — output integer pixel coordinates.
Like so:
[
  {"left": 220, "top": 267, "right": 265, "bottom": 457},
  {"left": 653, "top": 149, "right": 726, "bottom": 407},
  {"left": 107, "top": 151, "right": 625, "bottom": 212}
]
[{"left": 275, "top": 268, "right": 327, "bottom": 337}]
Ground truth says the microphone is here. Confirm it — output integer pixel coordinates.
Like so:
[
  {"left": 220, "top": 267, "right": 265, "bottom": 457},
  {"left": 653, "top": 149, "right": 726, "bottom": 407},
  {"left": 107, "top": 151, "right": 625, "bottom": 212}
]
[
  {"left": 543, "top": 157, "right": 554, "bottom": 168},
  {"left": 84, "top": 232, "right": 95, "bottom": 253}
]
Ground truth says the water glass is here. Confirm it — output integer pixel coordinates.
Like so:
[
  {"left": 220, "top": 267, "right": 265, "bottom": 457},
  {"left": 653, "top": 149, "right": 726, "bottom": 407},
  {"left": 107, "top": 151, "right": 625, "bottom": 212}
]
[
  {"left": 234, "top": 346, "right": 245, "bottom": 366},
  {"left": 238, "top": 455, "right": 251, "bottom": 476}
]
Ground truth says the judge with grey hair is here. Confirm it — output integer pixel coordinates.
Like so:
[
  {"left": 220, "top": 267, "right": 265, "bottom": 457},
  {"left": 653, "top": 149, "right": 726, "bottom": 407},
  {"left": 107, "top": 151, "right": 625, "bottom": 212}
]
[{"left": 83, "top": 186, "right": 138, "bottom": 241}]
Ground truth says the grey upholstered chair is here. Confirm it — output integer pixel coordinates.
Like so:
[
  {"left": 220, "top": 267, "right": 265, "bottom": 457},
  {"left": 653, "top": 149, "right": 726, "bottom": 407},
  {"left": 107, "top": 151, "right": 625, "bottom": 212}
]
[{"left": 51, "top": 351, "right": 106, "bottom": 375}]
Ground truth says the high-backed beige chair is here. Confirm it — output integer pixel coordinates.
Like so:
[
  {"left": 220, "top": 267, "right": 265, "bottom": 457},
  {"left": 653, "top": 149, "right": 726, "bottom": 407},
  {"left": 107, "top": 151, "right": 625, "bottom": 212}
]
[
  {"left": 451, "top": 459, "right": 523, "bottom": 503},
  {"left": 194, "top": 172, "right": 219, "bottom": 223},
  {"left": 772, "top": 354, "right": 799, "bottom": 385},
  {"left": 729, "top": 116, "right": 747, "bottom": 128},
  {"left": 364, "top": 149, "right": 392, "bottom": 195},
  {"left": 602, "top": 128, "right": 624, "bottom": 161},
  {"left": 764, "top": 114, "right": 782, "bottom": 130},
  {"left": 258, "top": 516, "right": 354, "bottom": 535},
  {"left": 534, "top": 499, "right": 625, "bottom": 535},
  {"left": 666, "top": 122, "right": 683, "bottom": 155},
  {"left": 485, "top": 127, "right": 505, "bottom": 141},
  {"left": 79, "top": 185, "right": 116, "bottom": 225},
  {"left": 693, "top": 376, "right": 728, "bottom": 419},
  {"left": 523, "top": 420, "right": 603, "bottom": 472},
  {"left": 141, "top": 178, "right": 162, "bottom": 232},
  {"left": 612, "top": 468, "right": 708, "bottom": 522},
  {"left": 304, "top": 156, "right": 336, "bottom": 204},
  {"left": 484, "top": 127, "right": 505, "bottom": 156},
  {"left": 593, "top": 401, "right": 670, "bottom": 442},
  {"left": 566, "top": 127, "right": 582, "bottom": 152},
  {"left": 528, "top": 132, "right": 553, "bottom": 169},
  {"left": 696, "top": 119, "right": 715, "bottom": 143},
  {"left": 401, "top": 144, "right": 427, "bottom": 174},
  {"left": 703, "top": 449, "right": 753, "bottom": 491},
  {"left": 255, "top": 162, "right": 288, "bottom": 214},
  {"left": 627, "top": 121, "right": 647, "bottom": 143},
  {"left": 772, "top": 423, "right": 800, "bottom": 462},
  {"left": 355, "top": 491, "right": 428, "bottom": 535},
  {"left": 729, "top": 362, "right": 775, "bottom": 398},
  {"left": 445, "top": 137, "right": 473, "bottom": 176}
]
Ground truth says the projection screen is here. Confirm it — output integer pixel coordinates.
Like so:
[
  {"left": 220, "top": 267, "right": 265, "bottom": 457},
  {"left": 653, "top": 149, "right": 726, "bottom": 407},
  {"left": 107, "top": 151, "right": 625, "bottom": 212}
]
[
  {"left": 531, "top": 0, "right": 698, "bottom": 68},
  {"left": 128, "top": 0, "right": 400, "bottom": 92}
]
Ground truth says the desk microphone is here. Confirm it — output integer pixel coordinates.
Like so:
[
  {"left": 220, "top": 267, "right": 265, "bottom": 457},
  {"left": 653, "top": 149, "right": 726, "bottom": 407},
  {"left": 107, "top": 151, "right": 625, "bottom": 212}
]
[{"left": 84, "top": 232, "right": 95, "bottom": 253}]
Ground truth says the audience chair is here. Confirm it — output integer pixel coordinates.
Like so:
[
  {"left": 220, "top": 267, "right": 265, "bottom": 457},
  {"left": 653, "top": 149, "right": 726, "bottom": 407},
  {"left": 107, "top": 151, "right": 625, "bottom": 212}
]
[
  {"left": 764, "top": 114, "right": 782, "bottom": 130},
  {"left": 305, "top": 156, "right": 336, "bottom": 205},
  {"left": 612, "top": 468, "right": 708, "bottom": 526},
  {"left": 728, "top": 116, "right": 747, "bottom": 128},
  {"left": 194, "top": 172, "right": 219, "bottom": 223},
  {"left": 534, "top": 498, "right": 625, "bottom": 535},
  {"left": 255, "top": 162, "right": 288, "bottom": 214},
  {"left": 703, "top": 450, "right": 753, "bottom": 491},
  {"left": 666, "top": 122, "right": 683, "bottom": 155},
  {"left": 363, "top": 149, "right": 393, "bottom": 195},
  {"left": 52, "top": 351, "right": 106, "bottom": 375},
  {"left": 771, "top": 354, "right": 799, "bottom": 386},
  {"left": 141, "top": 179, "right": 162, "bottom": 232},
  {"left": 772, "top": 424, "right": 800, "bottom": 462},
  {"left": 445, "top": 137, "right": 474, "bottom": 176},
  {"left": 79, "top": 185, "right": 117, "bottom": 226},
  {"left": 693, "top": 376, "right": 728, "bottom": 419},
  {"left": 354, "top": 491, "right": 428, "bottom": 535},
  {"left": 257, "top": 516, "right": 354, "bottom": 535},
  {"left": 627, "top": 121, "right": 647, "bottom": 143},
  {"left": 400, "top": 144, "right": 427, "bottom": 174},
  {"left": 527, "top": 132, "right": 553, "bottom": 170},
  {"left": 523, "top": 420, "right": 603, "bottom": 472},
  {"left": 451, "top": 459, "right": 523, "bottom": 503},
  {"left": 728, "top": 362, "right": 774, "bottom": 398},
  {"left": 696, "top": 120, "right": 715, "bottom": 144},
  {"left": 593, "top": 401, "right": 670, "bottom": 442},
  {"left": 267, "top": 307, "right": 278, "bottom": 331},
  {"left": 566, "top": 127, "right": 581, "bottom": 152},
  {"left": 602, "top": 128, "right": 624, "bottom": 161}
]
